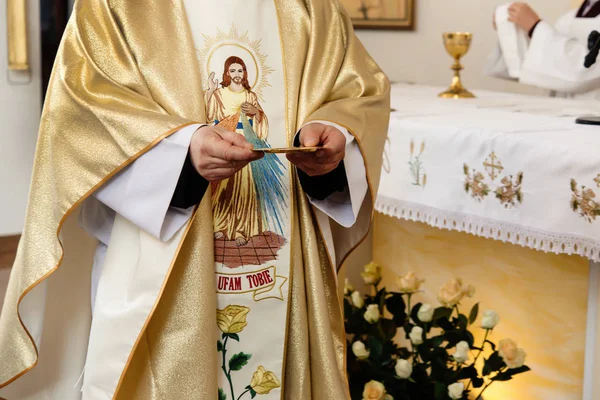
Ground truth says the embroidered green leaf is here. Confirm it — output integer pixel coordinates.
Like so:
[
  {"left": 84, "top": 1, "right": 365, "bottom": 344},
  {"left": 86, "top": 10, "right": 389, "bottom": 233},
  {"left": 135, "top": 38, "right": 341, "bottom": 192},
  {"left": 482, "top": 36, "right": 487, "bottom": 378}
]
[
  {"left": 250, "top": 388, "right": 257, "bottom": 398},
  {"left": 217, "top": 340, "right": 223, "bottom": 352},
  {"left": 228, "top": 333, "right": 240, "bottom": 342},
  {"left": 218, "top": 388, "right": 227, "bottom": 400},
  {"left": 229, "top": 352, "right": 252, "bottom": 371}
]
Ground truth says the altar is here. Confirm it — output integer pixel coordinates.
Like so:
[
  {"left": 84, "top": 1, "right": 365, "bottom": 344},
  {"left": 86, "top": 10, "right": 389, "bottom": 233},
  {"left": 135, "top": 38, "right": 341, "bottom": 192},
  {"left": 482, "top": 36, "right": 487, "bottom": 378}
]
[{"left": 371, "top": 83, "right": 600, "bottom": 400}]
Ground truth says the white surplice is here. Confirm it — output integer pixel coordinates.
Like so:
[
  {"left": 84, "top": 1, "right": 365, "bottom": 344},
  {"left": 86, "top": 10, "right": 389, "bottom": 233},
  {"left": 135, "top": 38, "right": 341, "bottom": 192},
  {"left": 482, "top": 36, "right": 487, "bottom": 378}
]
[{"left": 486, "top": 5, "right": 600, "bottom": 99}]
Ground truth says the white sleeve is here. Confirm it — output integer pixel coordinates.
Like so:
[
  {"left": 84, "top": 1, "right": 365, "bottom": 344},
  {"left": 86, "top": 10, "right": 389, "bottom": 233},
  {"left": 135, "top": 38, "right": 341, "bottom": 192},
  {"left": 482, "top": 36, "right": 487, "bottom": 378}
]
[
  {"left": 520, "top": 20, "right": 600, "bottom": 93},
  {"left": 92, "top": 123, "right": 202, "bottom": 241},
  {"left": 296, "top": 121, "right": 368, "bottom": 228},
  {"left": 484, "top": 43, "right": 514, "bottom": 80}
]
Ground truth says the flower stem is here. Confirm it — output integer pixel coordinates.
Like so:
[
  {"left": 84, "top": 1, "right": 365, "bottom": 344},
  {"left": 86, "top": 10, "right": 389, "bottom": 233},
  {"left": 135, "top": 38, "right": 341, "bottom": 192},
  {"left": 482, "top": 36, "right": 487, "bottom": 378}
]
[
  {"left": 475, "top": 382, "right": 492, "bottom": 399},
  {"left": 221, "top": 336, "right": 236, "bottom": 400},
  {"left": 236, "top": 389, "right": 251, "bottom": 400},
  {"left": 466, "top": 330, "right": 490, "bottom": 391}
]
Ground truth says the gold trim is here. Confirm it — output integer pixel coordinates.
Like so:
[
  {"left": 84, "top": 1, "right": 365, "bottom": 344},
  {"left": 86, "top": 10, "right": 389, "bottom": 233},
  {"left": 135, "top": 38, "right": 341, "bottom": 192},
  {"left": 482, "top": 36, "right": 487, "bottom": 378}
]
[
  {"left": 274, "top": 1, "right": 293, "bottom": 395},
  {"left": 0, "top": 122, "right": 198, "bottom": 388},
  {"left": 7, "top": 0, "right": 29, "bottom": 71},
  {"left": 303, "top": 118, "right": 377, "bottom": 270}
]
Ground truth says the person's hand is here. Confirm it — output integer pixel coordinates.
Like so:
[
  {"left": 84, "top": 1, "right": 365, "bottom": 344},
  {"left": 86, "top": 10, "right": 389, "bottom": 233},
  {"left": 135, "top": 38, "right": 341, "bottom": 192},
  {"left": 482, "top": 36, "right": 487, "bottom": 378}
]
[
  {"left": 241, "top": 102, "right": 259, "bottom": 116},
  {"left": 286, "top": 123, "right": 346, "bottom": 177},
  {"left": 508, "top": 2, "right": 540, "bottom": 32},
  {"left": 190, "top": 125, "right": 263, "bottom": 181}
]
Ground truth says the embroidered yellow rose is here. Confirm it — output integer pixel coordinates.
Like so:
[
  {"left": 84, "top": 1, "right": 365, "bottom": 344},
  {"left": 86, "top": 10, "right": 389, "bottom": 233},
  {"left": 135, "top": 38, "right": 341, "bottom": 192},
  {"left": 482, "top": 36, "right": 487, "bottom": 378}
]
[
  {"left": 216, "top": 305, "right": 250, "bottom": 334},
  {"left": 250, "top": 366, "right": 281, "bottom": 394}
]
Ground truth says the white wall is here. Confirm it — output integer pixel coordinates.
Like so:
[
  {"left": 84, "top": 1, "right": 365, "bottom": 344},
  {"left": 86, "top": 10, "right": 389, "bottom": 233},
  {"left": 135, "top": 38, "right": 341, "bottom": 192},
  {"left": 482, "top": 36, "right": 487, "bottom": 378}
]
[
  {"left": 356, "top": 0, "right": 576, "bottom": 95},
  {"left": 0, "top": 0, "right": 41, "bottom": 235}
]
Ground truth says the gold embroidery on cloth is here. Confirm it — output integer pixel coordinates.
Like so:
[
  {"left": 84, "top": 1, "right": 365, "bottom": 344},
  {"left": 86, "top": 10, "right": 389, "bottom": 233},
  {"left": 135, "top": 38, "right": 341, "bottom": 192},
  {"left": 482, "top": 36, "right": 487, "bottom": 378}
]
[
  {"left": 408, "top": 139, "right": 426, "bottom": 186},
  {"left": 464, "top": 152, "right": 524, "bottom": 208},
  {"left": 570, "top": 178, "right": 600, "bottom": 223}
]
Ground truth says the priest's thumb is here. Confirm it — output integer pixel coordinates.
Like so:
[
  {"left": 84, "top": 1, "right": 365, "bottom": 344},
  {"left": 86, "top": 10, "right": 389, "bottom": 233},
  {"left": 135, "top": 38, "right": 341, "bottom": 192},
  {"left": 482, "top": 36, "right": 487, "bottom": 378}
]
[{"left": 300, "top": 128, "right": 321, "bottom": 147}]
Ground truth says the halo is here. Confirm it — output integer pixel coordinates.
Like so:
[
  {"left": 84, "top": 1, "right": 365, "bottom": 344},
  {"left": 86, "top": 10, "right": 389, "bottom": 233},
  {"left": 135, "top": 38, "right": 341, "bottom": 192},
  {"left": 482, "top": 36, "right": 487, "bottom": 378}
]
[
  {"left": 207, "top": 43, "right": 259, "bottom": 89},
  {"left": 198, "top": 25, "right": 274, "bottom": 101}
]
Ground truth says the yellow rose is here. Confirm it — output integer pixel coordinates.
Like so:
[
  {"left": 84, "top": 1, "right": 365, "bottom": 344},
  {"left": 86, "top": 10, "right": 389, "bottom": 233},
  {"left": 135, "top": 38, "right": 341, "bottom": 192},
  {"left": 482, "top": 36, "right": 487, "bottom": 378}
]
[
  {"left": 437, "top": 278, "right": 472, "bottom": 307},
  {"left": 498, "top": 338, "right": 527, "bottom": 369},
  {"left": 250, "top": 366, "right": 281, "bottom": 394},
  {"left": 396, "top": 272, "right": 424, "bottom": 294},
  {"left": 361, "top": 262, "right": 382, "bottom": 285},
  {"left": 216, "top": 305, "right": 250, "bottom": 334},
  {"left": 362, "top": 380, "right": 386, "bottom": 400}
]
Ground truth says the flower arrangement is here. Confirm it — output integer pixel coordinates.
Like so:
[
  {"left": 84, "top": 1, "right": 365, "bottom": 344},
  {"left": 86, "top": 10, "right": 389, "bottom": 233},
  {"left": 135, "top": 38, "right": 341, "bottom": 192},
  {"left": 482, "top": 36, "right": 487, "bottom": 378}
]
[{"left": 344, "top": 262, "right": 530, "bottom": 400}]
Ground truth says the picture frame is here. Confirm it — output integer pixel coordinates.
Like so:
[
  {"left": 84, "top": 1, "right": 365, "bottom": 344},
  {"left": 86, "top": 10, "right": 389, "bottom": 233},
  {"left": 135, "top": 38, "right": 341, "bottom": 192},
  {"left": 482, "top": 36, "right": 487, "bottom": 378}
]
[{"left": 339, "top": 0, "right": 415, "bottom": 30}]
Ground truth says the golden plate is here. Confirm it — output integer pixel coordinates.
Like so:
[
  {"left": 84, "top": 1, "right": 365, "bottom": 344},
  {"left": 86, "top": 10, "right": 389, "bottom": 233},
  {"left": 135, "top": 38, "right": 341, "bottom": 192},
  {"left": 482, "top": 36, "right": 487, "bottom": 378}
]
[{"left": 252, "top": 146, "right": 319, "bottom": 154}]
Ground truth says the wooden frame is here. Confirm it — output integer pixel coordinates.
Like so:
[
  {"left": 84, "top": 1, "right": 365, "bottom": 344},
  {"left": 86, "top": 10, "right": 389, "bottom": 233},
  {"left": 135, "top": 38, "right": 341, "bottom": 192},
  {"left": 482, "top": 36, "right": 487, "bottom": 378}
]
[
  {"left": 7, "top": 0, "right": 29, "bottom": 70},
  {"left": 339, "top": 0, "right": 415, "bottom": 30}
]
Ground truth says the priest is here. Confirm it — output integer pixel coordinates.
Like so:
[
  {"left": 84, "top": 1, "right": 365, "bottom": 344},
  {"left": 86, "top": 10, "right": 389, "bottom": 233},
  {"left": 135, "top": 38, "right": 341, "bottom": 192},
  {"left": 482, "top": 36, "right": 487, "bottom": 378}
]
[
  {"left": 486, "top": 1, "right": 600, "bottom": 99},
  {"left": 0, "top": 0, "right": 390, "bottom": 399}
]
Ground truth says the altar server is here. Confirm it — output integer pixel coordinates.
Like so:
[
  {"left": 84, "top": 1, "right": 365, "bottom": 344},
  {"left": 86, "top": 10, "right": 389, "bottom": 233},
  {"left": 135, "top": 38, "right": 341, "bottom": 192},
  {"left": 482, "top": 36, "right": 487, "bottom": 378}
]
[{"left": 486, "top": 1, "right": 600, "bottom": 99}]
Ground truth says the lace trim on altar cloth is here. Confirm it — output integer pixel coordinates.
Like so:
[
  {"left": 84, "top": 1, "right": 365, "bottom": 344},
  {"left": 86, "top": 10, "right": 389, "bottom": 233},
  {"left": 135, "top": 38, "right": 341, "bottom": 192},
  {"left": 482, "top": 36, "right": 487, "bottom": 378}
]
[{"left": 375, "top": 198, "right": 600, "bottom": 262}]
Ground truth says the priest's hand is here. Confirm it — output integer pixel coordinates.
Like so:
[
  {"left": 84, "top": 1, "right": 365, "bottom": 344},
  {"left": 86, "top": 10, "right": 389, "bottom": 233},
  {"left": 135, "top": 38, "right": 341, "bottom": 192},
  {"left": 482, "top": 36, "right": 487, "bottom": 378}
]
[
  {"left": 286, "top": 123, "right": 346, "bottom": 177},
  {"left": 190, "top": 125, "right": 263, "bottom": 181},
  {"left": 508, "top": 2, "right": 540, "bottom": 32}
]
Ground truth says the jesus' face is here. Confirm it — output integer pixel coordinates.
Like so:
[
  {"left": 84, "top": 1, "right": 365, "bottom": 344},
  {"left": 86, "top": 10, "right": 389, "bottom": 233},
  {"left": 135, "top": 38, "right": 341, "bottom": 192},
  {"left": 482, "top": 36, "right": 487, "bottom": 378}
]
[{"left": 227, "top": 63, "right": 244, "bottom": 85}]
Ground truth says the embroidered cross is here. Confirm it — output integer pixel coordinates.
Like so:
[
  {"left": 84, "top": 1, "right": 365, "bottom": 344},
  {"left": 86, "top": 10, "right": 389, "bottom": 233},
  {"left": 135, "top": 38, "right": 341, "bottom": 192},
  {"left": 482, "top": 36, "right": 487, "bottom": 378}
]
[
  {"left": 483, "top": 152, "right": 504, "bottom": 181},
  {"left": 594, "top": 174, "right": 600, "bottom": 188}
]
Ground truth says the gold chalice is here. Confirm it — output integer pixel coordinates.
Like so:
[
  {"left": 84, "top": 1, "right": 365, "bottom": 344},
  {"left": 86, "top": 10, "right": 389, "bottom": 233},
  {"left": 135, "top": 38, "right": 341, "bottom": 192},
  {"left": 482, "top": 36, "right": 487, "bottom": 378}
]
[{"left": 438, "top": 32, "right": 475, "bottom": 99}]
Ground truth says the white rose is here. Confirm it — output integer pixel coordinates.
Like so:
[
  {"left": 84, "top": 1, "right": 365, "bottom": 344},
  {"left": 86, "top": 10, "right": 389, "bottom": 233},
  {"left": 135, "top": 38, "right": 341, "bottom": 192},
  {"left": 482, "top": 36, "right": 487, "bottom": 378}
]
[
  {"left": 396, "top": 271, "right": 424, "bottom": 294},
  {"left": 438, "top": 278, "right": 473, "bottom": 307},
  {"left": 352, "top": 341, "right": 370, "bottom": 360},
  {"left": 452, "top": 341, "right": 470, "bottom": 363},
  {"left": 361, "top": 262, "right": 382, "bottom": 286},
  {"left": 409, "top": 326, "right": 423, "bottom": 345},
  {"left": 498, "top": 338, "right": 527, "bottom": 369},
  {"left": 352, "top": 291, "right": 365, "bottom": 308},
  {"left": 417, "top": 303, "right": 434, "bottom": 323},
  {"left": 364, "top": 304, "right": 380, "bottom": 324},
  {"left": 394, "top": 359, "right": 412, "bottom": 379},
  {"left": 448, "top": 382, "right": 464, "bottom": 399},
  {"left": 362, "top": 380, "right": 386, "bottom": 400},
  {"left": 481, "top": 310, "right": 499, "bottom": 330},
  {"left": 344, "top": 278, "right": 355, "bottom": 295}
]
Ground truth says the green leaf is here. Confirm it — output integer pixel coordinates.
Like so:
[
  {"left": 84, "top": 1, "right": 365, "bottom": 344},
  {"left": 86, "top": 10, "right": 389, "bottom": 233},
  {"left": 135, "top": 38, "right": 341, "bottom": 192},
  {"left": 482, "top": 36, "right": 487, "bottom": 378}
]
[
  {"left": 472, "top": 376, "right": 485, "bottom": 388},
  {"left": 507, "top": 365, "right": 531, "bottom": 375},
  {"left": 483, "top": 351, "right": 505, "bottom": 376},
  {"left": 367, "top": 336, "right": 383, "bottom": 361},
  {"left": 228, "top": 333, "right": 240, "bottom": 342},
  {"left": 218, "top": 388, "right": 227, "bottom": 400},
  {"left": 457, "top": 365, "right": 478, "bottom": 380},
  {"left": 491, "top": 372, "right": 513, "bottom": 381},
  {"left": 411, "top": 302, "right": 423, "bottom": 323},
  {"left": 457, "top": 314, "right": 468, "bottom": 330},
  {"left": 250, "top": 388, "right": 257, "bottom": 398},
  {"left": 217, "top": 340, "right": 223, "bottom": 352},
  {"left": 229, "top": 352, "right": 252, "bottom": 371},
  {"left": 434, "top": 381, "right": 447, "bottom": 400},
  {"left": 468, "top": 303, "right": 479, "bottom": 325},
  {"left": 433, "top": 307, "right": 453, "bottom": 321},
  {"left": 385, "top": 293, "right": 407, "bottom": 324}
]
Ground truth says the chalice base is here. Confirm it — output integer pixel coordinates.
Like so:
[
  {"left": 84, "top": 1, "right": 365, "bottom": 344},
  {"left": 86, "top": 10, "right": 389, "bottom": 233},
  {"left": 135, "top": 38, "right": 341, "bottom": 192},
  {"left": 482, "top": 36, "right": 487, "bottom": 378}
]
[{"left": 438, "top": 87, "right": 475, "bottom": 99}]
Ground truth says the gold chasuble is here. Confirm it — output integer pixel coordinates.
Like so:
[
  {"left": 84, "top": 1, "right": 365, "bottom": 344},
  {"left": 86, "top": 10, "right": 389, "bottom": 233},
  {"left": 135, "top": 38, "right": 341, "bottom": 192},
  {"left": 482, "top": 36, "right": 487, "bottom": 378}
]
[{"left": 0, "top": 1, "right": 389, "bottom": 399}]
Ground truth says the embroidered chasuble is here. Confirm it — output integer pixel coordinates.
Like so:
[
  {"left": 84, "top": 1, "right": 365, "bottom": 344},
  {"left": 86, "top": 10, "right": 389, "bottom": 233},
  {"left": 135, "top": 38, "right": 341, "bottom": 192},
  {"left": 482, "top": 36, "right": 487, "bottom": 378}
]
[{"left": 0, "top": 1, "right": 390, "bottom": 399}]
